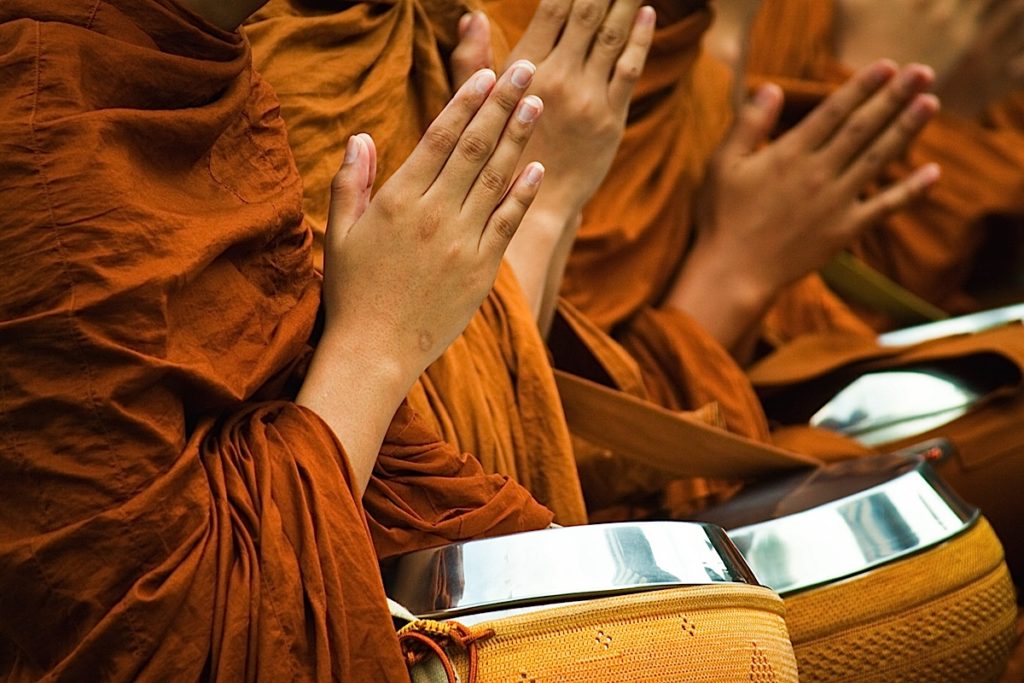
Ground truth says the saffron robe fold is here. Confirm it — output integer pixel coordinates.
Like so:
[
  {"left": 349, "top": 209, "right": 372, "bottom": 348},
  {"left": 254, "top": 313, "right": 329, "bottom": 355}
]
[
  {"left": 0, "top": 2, "right": 551, "bottom": 680},
  {"left": 246, "top": 0, "right": 588, "bottom": 525},
  {"left": 748, "top": 0, "right": 1024, "bottom": 322},
  {"left": 486, "top": 1, "right": 1022, "bottom": 526},
  {"left": 471, "top": 1, "right": 869, "bottom": 517}
]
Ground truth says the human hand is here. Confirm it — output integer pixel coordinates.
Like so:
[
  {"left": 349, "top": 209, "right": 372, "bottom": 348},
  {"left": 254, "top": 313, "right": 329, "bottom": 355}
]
[
  {"left": 452, "top": 0, "right": 656, "bottom": 216},
  {"left": 667, "top": 61, "right": 941, "bottom": 350},
  {"left": 321, "top": 62, "right": 546, "bottom": 381},
  {"left": 836, "top": 0, "right": 1024, "bottom": 118}
]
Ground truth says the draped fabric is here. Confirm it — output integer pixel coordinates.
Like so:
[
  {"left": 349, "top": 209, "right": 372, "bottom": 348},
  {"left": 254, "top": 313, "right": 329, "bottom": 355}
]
[
  {"left": 0, "top": 2, "right": 551, "bottom": 680},
  {"left": 748, "top": 0, "right": 1024, "bottom": 323},
  {"left": 246, "top": 0, "right": 588, "bottom": 525}
]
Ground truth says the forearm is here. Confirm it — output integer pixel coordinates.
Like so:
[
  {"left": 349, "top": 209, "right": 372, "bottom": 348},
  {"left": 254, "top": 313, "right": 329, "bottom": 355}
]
[
  {"left": 537, "top": 212, "right": 582, "bottom": 337},
  {"left": 504, "top": 205, "right": 579, "bottom": 324},
  {"left": 296, "top": 327, "right": 415, "bottom": 495},
  {"left": 663, "top": 241, "right": 773, "bottom": 361}
]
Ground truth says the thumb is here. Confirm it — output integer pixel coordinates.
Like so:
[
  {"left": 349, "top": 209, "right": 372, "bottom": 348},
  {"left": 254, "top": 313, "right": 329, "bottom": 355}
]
[
  {"left": 328, "top": 134, "right": 377, "bottom": 246},
  {"left": 450, "top": 11, "right": 494, "bottom": 90},
  {"left": 720, "top": 83, "right": 784, "bottom": 159}
]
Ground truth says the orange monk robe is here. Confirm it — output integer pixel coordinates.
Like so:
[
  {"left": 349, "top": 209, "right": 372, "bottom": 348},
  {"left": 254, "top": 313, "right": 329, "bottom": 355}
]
[
  {"left": 247, "top": 0, "right": 588, "bottom": 525},
  {"left": 748, "top": 0, "right": 1024, "bottom": 321},
  {"left": 0, "top": 3, "right": 551, "bottom": 680},
  {"left": 489, "top": 1, "right": 870, "bottom": 435}
]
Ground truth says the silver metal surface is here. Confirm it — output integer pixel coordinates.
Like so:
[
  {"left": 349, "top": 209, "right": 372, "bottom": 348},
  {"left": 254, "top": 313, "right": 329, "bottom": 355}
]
[
  {"left": 810, "top": 368, "right": 989, "bottom": 446},
  {"left": 385, "top": 522, "right": 757, "bottom": 619},
  {"left": 720, "top": 459, "right": 978, "bottom": 596},
  {"left": 879, "top": 304, "right": 1024, "bottom": 347}
]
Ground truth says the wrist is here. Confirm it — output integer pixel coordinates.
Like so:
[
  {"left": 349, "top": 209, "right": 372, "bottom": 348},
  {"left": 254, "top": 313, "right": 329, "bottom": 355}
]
[
  {"left": 305, "top": 324, "right": 417, "bottom": 409},
  {"left": 664, "top": 239, "right": 775, "bottom": 350}
]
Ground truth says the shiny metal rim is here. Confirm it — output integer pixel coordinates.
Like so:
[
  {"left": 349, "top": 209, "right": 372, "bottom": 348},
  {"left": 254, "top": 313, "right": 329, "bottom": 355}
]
[
  {"left": 385, "top": 522, "right": 758, "bottom": 619},
  {"left": 726, "top": 462, "right": 978, "bottom": 596}
]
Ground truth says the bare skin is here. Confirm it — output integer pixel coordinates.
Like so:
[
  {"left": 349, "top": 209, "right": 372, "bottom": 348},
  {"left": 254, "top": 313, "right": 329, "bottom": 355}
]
[
  {"left": 709, "top": 0, "right": 1024, "bottom": 123},
  {"left": 181, "top": 1, "right": 547, "bottom": 492},
  {"left": 666, "top": 61, "right": 940, "bottom": 357},
  {"left": 450, "top": 0, "right": 657, "bottom": 332},
  {"left": 299, "top": 65, "right": 546, "bottom": 491},
  {"left": 835, "top": 0, "right": 1024, "bottom": 120}
]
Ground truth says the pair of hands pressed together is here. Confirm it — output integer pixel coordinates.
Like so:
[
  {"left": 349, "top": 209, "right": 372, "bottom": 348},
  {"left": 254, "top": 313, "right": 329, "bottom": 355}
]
[
  {"left": 836, "top": 0, "right": 1024, "bottom": 119},
  {"left": 668, "top": 60, "right": 942, "bottom": 357},
  {"left": 450, "top": 0, "right": 657, "bottom": 326},
  {"left": 300, "top": 0, "right": 657, "bottom": 488}
]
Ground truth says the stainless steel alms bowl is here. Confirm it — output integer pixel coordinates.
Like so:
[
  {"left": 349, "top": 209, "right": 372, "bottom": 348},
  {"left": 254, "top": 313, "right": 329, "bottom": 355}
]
[
  {"left": 878, "top": 304, "right": 1024, "bottom": 348},
  {"left": 384, "top": 522, "right": 758, "bottom": 621},
  {"left": 696, "top": 454, "right": 978, "bottom": 596}
]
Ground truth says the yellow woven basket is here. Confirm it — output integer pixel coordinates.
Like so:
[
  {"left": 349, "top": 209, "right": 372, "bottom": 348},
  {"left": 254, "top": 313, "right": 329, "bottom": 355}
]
[
  {"left": 399, "top": 584, "right": 798, "bottom": 683},
  {"left": 786, "top": 516, "right": 1017, "bottom": 683}
]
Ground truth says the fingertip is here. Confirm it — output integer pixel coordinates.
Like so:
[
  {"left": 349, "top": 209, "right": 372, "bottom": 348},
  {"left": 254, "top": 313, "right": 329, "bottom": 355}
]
[
  {"left": 751, "top": 83, "right": 783, "bottom": 111},
  {"left": 508, "top": 59, "right": 537, "bottom": 89},
  {"left": 523, "top": 161, "right": 545, "bottom": 188},
  {"left": 865, "top": 59, "right": 898, "bottom": 87},
  {"left": 469, "top": 68, "right": 497, "bottom": 95},
  {"left": 343, "top": 135, "right": 360, "bottom": 166},
  {"left": 637, "top": 5, "right": 656, "bottom": 27},
  {"left": 516, "top": 94, "right": 544, "bottom": 124},
  {"left": 918, "top": 162, "right": 942, "bottom": 187},
  {"left": 458, "top": 12, "right": 472, "bottom": 37}
]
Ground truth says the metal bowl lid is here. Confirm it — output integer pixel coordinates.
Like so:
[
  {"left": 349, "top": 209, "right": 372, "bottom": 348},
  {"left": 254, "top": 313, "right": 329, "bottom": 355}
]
[
  {"left": 878, "top": 304, "right": 1024, "bottom": 347},
  {"left": 696, "top": 454, "right": 977, "bottom": 596},
  {"left": 810, "top": 367, "right": 1005, "bottom": 447},
  {"left": 384, "top": 522, "right": 758, "bottom": 619}
]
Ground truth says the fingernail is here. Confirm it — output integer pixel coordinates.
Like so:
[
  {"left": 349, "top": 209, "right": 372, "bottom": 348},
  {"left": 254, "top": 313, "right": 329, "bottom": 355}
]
[
  {"left": 517, "top": 95, "right": 543, "bottom": 123},
  {"left": 919, "top": 162, "right": 941, "bottom": 186},
  {"left": 343, "top": 136, "right": 359, "bottom": 164},
  {"left": 473, "top": 69, "right": 496, "bottom": 94},
  {"left": 866, "top": 61, "right": 895, "bottom": 87},
  {"left": 510, "top": 61, "right": 535, "bottom": 89},
  {"left": 754, "top": 84, "right": 777, "bottom": 108},
  {"left": 458, "top": 13, "right": 471, "bottom": 37},
  {"left": 525, "top": 163, "right": 545, "bottom": 186},
  {"left": 909, "top": 95, "right": 936, "bottom": 123},
  {"left": 897, "top": 68, "right": 921, "bottom": 93},
  {"left": 638, "top": 6, "right": 656, "bottom": 26}
]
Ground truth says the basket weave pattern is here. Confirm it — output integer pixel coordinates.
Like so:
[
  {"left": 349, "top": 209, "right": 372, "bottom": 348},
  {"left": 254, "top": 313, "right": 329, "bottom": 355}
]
[{"left": 411, "top": 584, "right": 798, "bottom": 682}]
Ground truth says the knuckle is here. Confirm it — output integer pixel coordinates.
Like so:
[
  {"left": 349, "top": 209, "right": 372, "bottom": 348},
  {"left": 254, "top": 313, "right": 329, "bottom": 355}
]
[
  {"left": 424, "top": 125, "right": 460, "bottom": 157},
  {"left": 538, "top": 0, "right": 570, "bottom": 25},
  {"left": 492, "top": 87, "right": 522, "bottom": 112},
  {"left": 505, "top": 123, "right": 532, "bottom": 147},
  {"left": 417, "top": 207, "right": 443, "bottom": 241},
  {"left": 806, "top": 166, "right": 831, "bottom": 193},
  {"left": 819, "top": 104, "right": 844, "bottom": 125},
  {"left": 842, "top": 117, "right": 868, "bottom": 139},
  {"left": 573, "top": 1, "right": 604, "bottom": 29},
  {"left": 616, "top": 58, "right": 643, "bottom": 83},
  {"left": 444, "top": 241, "right": 466, "bottom": 265},
  {"left": 862, "top": 149, "right": 886, "bottom": 172},
  {"left": 458, "top": 132, "right": 493, "bottom": 163},
  {"left": 478, "top": 166, "right": 510, "bottom": 196},
  {"left": 596, "top": 24, "right": 627, "bottom": 50},
  {"left": 490, "top": 212, "right": 519, "bottom": 241}
]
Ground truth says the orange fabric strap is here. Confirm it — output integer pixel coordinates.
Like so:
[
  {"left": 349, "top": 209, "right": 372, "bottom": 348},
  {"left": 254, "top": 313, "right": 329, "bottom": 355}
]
[{"left": 553, "top": 370, "right": 821, "bottom": 479}]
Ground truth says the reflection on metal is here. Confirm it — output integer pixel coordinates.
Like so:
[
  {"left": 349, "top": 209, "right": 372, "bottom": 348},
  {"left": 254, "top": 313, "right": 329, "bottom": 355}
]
[
  {"left": 878, "top": 304, "right": 1024, "bottom": 347},
  {"left": 810, "top": 369, "right": 991, "bottom": 446},
  {"left": 384, "top": 522, "right": 757, "bottom": 619},
  {"left": 718, "top": 459, "right": 977, "bottom": 596}
]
